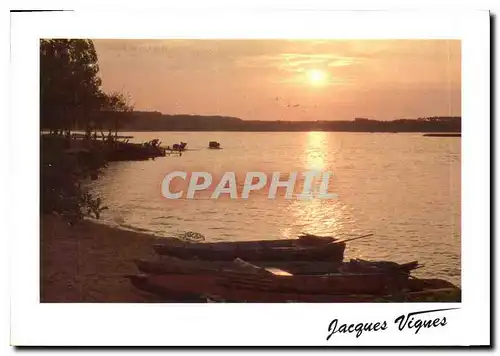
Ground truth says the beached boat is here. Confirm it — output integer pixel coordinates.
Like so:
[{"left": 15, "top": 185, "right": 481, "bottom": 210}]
[
  {"left": 129, "top": 266, "right": 409, "bottom": 295},
  {"left": 126, "top": 273, "right": 457, "bottom": 303},
  {"left": 135, "top": 256, "right": 420, "bottom": 276},
  {"left": 136, "top": 256, "right": 272, "bottom": 275},
  {"left": 156, "top": 234, "right": 335, "bottom": 249},
  {"left": 135, "top": 256, "right": 337, "bottom": 275},
  {"left": 127, "top": 274, "right": 399, "bottom": 302},
  {"left": 152, "top": 239, "right": 346, "bottom": 261},
  {"left": 127, "top": 274, "right": 380, "bottom": 302}
]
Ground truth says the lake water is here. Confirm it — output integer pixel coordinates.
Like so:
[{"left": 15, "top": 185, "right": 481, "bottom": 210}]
[{"left": 89, "top": 132, "right": 461, "bottom": 285}]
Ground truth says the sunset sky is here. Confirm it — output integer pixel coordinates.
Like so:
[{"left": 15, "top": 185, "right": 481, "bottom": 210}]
[{"left": 93, "top": 40, "right": 461, "bottom": 121}]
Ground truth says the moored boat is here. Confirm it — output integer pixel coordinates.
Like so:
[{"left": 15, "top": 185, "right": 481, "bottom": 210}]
[
  {"left": 126, "top": 273, "right": 458, "bottom": 303},
  {"left": 135, "top": 256, "right": 420, "bottom": 276},
  {"left": 136, "top": 256, "right": 274, "bottom": 275},
  {"left": 129, "top": 267, "right": 409, "bottom": 295},
  {"left": 208, "top": 141, "right": 221, "bottom": 149},
  {"left": 126, "top": 274, "right": 380, "bottom": 302},
  {"left": 153, "top": 240, "right": 346, "bottom": 261},
  {"left": 154, "top": 234, "right": 337, "bottom": 249}
]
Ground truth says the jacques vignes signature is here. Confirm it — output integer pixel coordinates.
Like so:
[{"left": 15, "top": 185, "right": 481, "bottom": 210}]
[{"left": 327, "top": 308, "right": 459, "bottom": 340}]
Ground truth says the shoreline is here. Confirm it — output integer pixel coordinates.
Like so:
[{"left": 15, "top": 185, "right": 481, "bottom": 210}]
[
  {"left": 41, "top": 214, "right": 168, "bottom": 302},
  {"left": 41, "top": 214, "right": 461, "bottom": 303}
]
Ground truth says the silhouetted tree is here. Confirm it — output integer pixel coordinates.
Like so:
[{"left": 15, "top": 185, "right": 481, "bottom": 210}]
[
  {"left": 40, "top": 39, "right": 134, "bottom": 135},
  {"left": 40, "top": 39, "right": 105, "bottom": 132},
  {"left": 101, "top": 91, "right": 134, "bottom": 136},
  {"left": 40, "top": 39, "right": 133, "bottom": 223}
]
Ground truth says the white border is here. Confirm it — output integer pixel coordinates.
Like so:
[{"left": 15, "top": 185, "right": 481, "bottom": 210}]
[{"left": 9, "top": 9, "right": 489, "bottom": 346}]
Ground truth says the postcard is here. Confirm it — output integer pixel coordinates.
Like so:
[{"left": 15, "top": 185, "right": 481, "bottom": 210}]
[{"left": 8, "top": 8, "right": 490, "bottom": 347}]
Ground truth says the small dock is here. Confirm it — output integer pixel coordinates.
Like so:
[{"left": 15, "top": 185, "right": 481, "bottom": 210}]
[{"left": 42, "top": 133, "right": 168, "bottom": 162}]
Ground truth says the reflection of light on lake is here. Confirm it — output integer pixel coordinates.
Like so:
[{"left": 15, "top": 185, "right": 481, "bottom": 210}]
[
  {"left": 296, "top": 131, "right": 331, "bottom": 198},
  {"left": 286, "top": 132, "right": 347, "bottom": 238},
  {"left": 288, "top": 198, "right": 347, "bottom": 237},
  {"left": 304, "top": 131, "right": 328, "bottom": 170}
]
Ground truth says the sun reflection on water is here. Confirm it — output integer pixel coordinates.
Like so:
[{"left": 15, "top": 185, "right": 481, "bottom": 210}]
[
  {"left": 304, "top": 131, "right": 327, "bottom": 170},
  {"left": 287, "top": 132, "right": 349, "bottom": 238}
]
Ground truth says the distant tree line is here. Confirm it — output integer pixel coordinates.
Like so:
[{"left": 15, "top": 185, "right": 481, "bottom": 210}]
[{"left": 93, "top": 112, "right": 461, "bottom": 133}]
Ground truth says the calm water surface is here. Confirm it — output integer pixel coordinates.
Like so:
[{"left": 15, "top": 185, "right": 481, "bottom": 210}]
[{"left": 89, "top": 132, "right": 461, "bottom": 285}]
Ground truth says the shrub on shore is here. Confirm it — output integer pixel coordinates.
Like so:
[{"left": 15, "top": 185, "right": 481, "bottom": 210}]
[
  {"left": 41, "top": 135, "right": 108, "bottom": 224},
  {"left": 40, "top": 39, "right": 134, "bottom": 224}
]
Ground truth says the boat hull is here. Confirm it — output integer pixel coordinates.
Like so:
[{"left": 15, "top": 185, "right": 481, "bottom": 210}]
[
  {"left": 131, "top": 268, "right": 409, "bottom": 295},
  {"left": 135, "top": 256, "right": 419, "bottom": 276},
  {"left": 153, "top": 241, "right": 346, "bottom": 262},
  {"left": 128, "top": 274, "right": 460, "bottom": 303}
]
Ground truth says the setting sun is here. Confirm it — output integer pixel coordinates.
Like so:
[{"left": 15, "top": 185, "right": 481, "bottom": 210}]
[{"left": 307, "top": 69, "right": 327, "bottom": 85}]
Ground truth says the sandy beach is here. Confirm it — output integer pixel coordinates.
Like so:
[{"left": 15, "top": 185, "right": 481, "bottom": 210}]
[{"left": 40, "top": 214, "right": 166, "bottom": 302}]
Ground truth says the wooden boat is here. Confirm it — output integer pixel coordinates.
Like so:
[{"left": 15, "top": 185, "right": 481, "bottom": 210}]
[
  {"left": 126, "top": 273, "right": 457, "bottom": 303},
  {"left": 135, "top": 256, "right": 419, "bottom": 277},
  {"left": 136, "top": 257, "right": 338, "bottom": 276},
  {"left": 152, "top": 236, "right": 345, "bottom": 262},
  {"left": 136, "top": 257, "right": 272, "bottom": 275},
  {"left": 129, "top": 267, "right": 409, "bottom": 295},
  {"left": 127, "top": 274, "right": 382, "bottom": 302},
  {"left": 155, "top": 234, "right": 337, "bottom": 248},
  {"left": 153, "top": 242, "right": 345, "bottom": 261}
]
